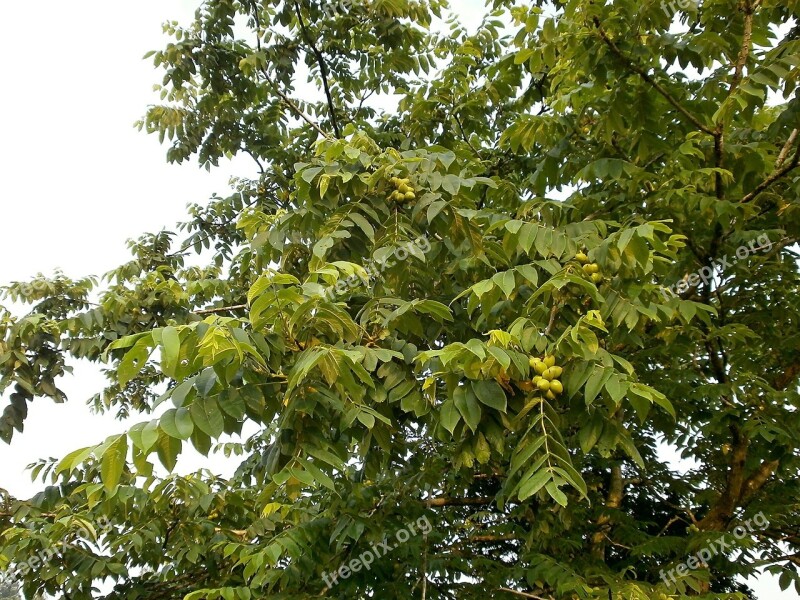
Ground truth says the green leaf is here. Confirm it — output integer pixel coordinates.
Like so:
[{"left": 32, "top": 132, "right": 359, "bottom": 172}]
[
  {"left": 440, "top": 398, "right": 461, "bottom": 434},
  {"left": 471, "top": 380, "right": 507, "bottom": 413},
  {"left": 155, "top": 430, "right": 181, "bottom": 472},
  {"left": 161, "top": 408, "right": 195, "bottom": 440},
  {"left": 454, "top": 386, "right": 482, "bottom": 432},
  {"left": 101, "top": 435, "right": 128, "bottom": 491},
  {"left": 518, "top": 468, "right": 551, "bottom": 501},
  {"left": 585, "top": 365, "right": 612, "bottom": 405},
  {"left": 160, "top": 326, "right": 181, "bottom": 376},
  {"left": 190, "top": 397, "right": 225, "bottom": 438},
  {"left": 55, "top": 446, "right": 94, "bottom": 476},
  {"left": 545, "top": 481, "right": 569, "bottom": 507},
  {"left": 578, "top": 413, "right": 604, "bottom": 454}
]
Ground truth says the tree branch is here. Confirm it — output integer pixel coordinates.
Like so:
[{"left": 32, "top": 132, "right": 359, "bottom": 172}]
[
  {"left": 425, "top": 497, "right": 494, "bottom": 508},
  {"left": 729, "top": 0, "right": 756, "bottom": 96},
  {"left": 248, "top": 3, "right": 331, "bottom": 139},
  {"left": 469, "top": 534, "right": 521, "bottom": 543},
  {"left": 741, "top": 459, "right": 780, "bottom": 504},
  {"left": 194, "top": 304, "right": 248, "bottom": 316},
  {"left": 697, "top": 432, "right": 749, "bottom": 531},
  {"left": 498, "top": 588, "right": 551, "bottom": 600},
  {"left": 775, "top": 362, "right": 800, "bottom": 391},
  {"left": 591, "top": 461, "right": 623, "bottom": 559},
  {"left": 293, "top": 1, "right": 342, "bottom": 137},
  {"left": 776, "top": 129, "right": 799, "bottom": 168},
  {"left": 740, "top": 142, "right": 800, "bottom": 203},
  {"left": 592, "top": 18, "right": 715, "bottom": 136}
]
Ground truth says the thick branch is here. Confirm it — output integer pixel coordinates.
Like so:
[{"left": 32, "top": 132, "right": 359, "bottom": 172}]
[
  {"left": 591, "top": 462, "right": 623, "bottom": 559},
  {"left": 776, "top": 129, "right": 799, "bottom": 168},
  {"left": 775, "top": 362, "right": 800, "bottom": 391},
  {"left": 697, "top": 433, "right": 749, "bottom": 531},
  {"left": 729, "top": 0, "right": 756, "bottom": 95},
  {"left": 741, "top": 459, "right": 780, "bottom": 504}
]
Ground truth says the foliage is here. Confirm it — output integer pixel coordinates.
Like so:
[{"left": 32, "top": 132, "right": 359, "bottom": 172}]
[{"left": 2, "top": 0, "right": 800, "bottom": 598}]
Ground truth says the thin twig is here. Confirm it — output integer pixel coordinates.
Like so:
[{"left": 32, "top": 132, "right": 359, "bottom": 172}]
[
  {"left": 740, "top": 143, "right": 800, "bottom": 203},
  {"left": 293, "top": 0, "right": 342, "bottom": 137},
  {"left": 194, "top": 304, "right": 248, "bottom": 315},
  {"left": 421, "top": 531, "right": 428, "bottom": 600},
  {"left": 425, "top": 496, "right": 494, "bottom": 508},
  {"left": 593, "top": 17, "right": 715, "bottom": 136},
  {"left": 545, "top": 303, "right": 559, "bottom": 336},
  {"left": 499, "top": 588, "right": 550, "bottom": 600},
  {"left": 249, "top": 3, "right": 331, "bottom": 139}
]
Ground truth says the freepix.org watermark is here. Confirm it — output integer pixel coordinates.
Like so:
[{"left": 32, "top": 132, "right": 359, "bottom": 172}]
[
  {"left": 0, "top": 516, "right": 112, "bottom": 585},
  {"left": 322, "top": 515, "right": 432, "bottom": 590},
  {"left": 659, "top": 512, "right": 770, "bottom": 587},
  {"left": 321, "top": 0, "right": 356, "bottom": 18},
  {"left": 662, "top": 234, "right": 773, "bottom": 300},
  {"left": 660, "top": 0, "right": 698, "bottom": 18},
  {"left": 324, "top": 235, "right": 431, "bottom": 300}
]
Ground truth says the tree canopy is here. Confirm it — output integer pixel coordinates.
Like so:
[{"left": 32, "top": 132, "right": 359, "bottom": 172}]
[{"left": 2, "top": 0, "right": 800, "bottom": 598}]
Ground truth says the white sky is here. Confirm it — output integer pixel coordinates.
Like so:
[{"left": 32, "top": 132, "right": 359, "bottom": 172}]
[{"left": 0, "top": 1, "right": 792, "bottom": 597}]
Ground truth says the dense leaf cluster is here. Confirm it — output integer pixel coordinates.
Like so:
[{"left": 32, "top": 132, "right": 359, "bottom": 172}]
[{"left": 2, "top": 0, "right": 800, "bottom": 598}]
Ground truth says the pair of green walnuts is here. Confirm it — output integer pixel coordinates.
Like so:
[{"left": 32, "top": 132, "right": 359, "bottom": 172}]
[
  {"left": 528, "top": 355, "right": 564, "bottom": 400},
  {"left": 388, "top": 176, "right": 417, "bottom": 202},
  {"left": 575, "top": 251, "right": 604, "bottom": 284}
]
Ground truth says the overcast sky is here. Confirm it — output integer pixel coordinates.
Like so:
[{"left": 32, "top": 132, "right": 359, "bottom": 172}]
[
  {"left": 0, "top": 1, "right": 793, "bottom": 597},
  {"left": 0, "top": 0, "right": 246, "bottom": 501}
]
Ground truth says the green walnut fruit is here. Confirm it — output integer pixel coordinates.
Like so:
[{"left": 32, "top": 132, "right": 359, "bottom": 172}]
[
  {"left": 542, "top": 368, "right": 556, "bottom": 381},
  {"left": 550, "top": 380, "right": 564, "bottom": 394},
  {"left": 532, "top": 375, "right": 542, "bottom": 385},
  {"left": 404, "top": 191, "right": 416, "bottom": 200},
  {"left": 528, "top": 356, "right": 538, "bottom": 368},
  {"left": 575, "top": 252, "right": 589, "bottom": 264},
  {"left": 545, "top": 390, "right": 557, "bottom": 400},
  {"left": 582, "top": 264, "right": 594, "bottom": 275},
  {"left": 537, "top": 379, "right": 551, "bottom": 392},
  {"left": 589, "top": 263, "right": 600, "bottom": 274},
  {"left": 543, "top": 355, "right": 556, "bottom": 368},
  {"left": 591, "top": 273, "right": 604, "bottom": 283},
  {"left": 550, "top": 366, "right": 563, "bottom": 378},
  {"left": 532, "top": 360, "right": 547, "bottom": 375},
  {"left": 398, "top": 184, "right": 411, "bottom": 194}
]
